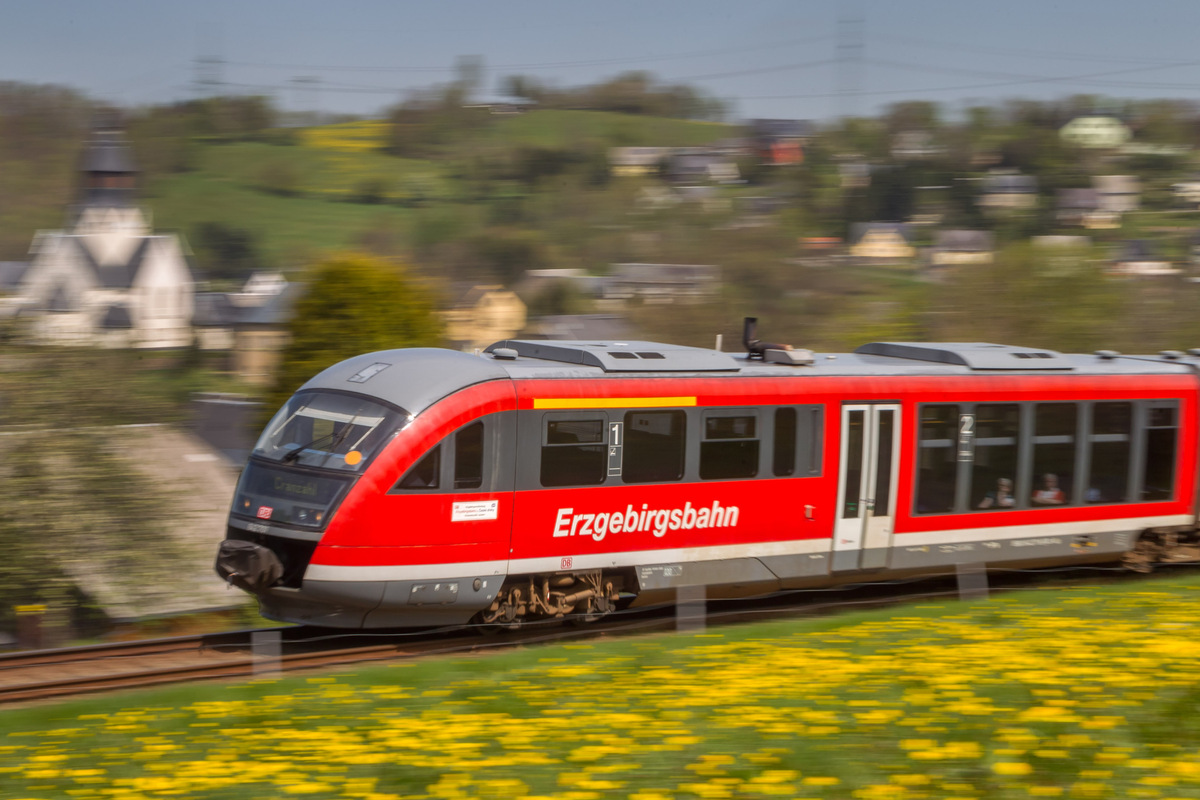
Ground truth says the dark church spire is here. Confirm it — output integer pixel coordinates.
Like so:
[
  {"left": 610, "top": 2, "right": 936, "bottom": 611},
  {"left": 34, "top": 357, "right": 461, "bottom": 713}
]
[{"left": 75, "top": 111, "right": 138, "bottom": 211}]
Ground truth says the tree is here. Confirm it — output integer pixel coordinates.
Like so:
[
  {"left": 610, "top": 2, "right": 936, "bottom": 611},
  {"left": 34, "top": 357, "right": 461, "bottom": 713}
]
[
  {"left": 0, "top": 348, "right": 197, "bottom": 640},
  {"left": 263, "top": 254, "right": 444, "bottom": 416},
  {"left": 191, "top": 221, "right": 263, "bottom": 282},
  {"left": 470, "top": 227, "right": 552, "bottom": 285}
]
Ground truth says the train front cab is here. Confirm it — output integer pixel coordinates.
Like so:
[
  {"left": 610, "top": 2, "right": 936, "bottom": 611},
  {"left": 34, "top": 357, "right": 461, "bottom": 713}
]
[{"left": 219, "top": 349, "right": 520, "bottom": 628}]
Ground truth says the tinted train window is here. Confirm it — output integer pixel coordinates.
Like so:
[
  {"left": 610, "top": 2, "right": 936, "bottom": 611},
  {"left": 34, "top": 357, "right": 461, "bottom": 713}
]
[
  {"left": 874, "top": 408, "right": 896, "bottom": 516},
  {"left": 1143, "top": 401, "right": 1178, "bottom": 501},
  {"left": 1088, "top": 402, "right": 1131, "bottom": 503},
  {"left": 1033, "top": 403, "right": 1076, "bottom": 506},
  {"left": 541, "top": 417, "right": 606, "bottom": 488},
  {"left": 972, "top": 404, "right": 1019, "bottom": 511},
  {"left": 701, "top": 412, "right": 759, "bottom": 480},
  {"left": 773, "top": 408, "right": 797, "bottom": 476},
  {"left": 842, "top": 409, "right": 865, "bottom": 518},
  {"left": 916, "top": 404, "right": 958, "bottom": 513},
  {"left": 623, "top": 410, "right": 685, "bottom": 483},
  {"left": 454, "top": 421, "right": 484, "bottom": 490},
  {"left": 395, "top": 446, "right": 440, "bottom": 490},
  {"left": 773, "top": 406, "right": 824, "bottom": 477}
]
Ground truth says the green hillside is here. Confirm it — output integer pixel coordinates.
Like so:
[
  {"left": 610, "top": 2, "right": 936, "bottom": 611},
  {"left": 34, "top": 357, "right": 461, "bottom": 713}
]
[
  {"left": 478, "top": 108, "right": 732, "bottom": 148},
  {"left": 143, "top": 111, "right": 735, "bottom": 274}
]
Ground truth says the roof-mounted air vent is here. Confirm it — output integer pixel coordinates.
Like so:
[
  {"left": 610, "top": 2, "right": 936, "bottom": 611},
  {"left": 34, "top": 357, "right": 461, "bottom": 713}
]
[
  {"left": 855, "top": 342, "right": 1075, "bottom": 371},
  {"left": 482, "top": 340, "right": 741, "bottom": 372}
]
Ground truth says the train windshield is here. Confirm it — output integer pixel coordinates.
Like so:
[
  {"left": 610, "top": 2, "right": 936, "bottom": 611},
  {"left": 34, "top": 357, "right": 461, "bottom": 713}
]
[{"left": 254, "top": 391, "right": 406, "bottom": 473}]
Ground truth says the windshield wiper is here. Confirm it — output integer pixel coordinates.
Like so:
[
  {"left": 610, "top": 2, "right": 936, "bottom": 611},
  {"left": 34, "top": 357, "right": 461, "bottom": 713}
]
[
  {"left": 281, "top": 431, "right": 339, "bottom": 462},
  {"left": 327, "top": 412, "right": 361, "bottom": 453},
  {"left": 280, "top": 412, "right": 364, "bottom": 464}
]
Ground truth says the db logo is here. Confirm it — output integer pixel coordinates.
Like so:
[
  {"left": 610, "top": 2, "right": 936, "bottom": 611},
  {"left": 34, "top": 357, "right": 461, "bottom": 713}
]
[
  {"left": 561, "top": 556, "right": 573, "bottom": 569},
  {"left": 257, "top": 506, "right": 273, "bottom": 520}
]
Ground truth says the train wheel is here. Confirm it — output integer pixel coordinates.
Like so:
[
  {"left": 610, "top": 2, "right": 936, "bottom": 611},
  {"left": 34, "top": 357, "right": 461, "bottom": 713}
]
[
  {"left": 1123, "top": 537, "right": 1159, "bottom": 574},
  {"left": 472, "top": 585, "right": 525, "bottom": 631}
]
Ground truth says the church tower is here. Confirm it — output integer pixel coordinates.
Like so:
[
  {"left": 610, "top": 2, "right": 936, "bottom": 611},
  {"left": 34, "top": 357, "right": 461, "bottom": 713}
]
[
  {"left": 69, "top": 114, "right": 148, "bottom": 236},
  {"left": 16, "top": 112, "right": 195, "bottom": 348}
]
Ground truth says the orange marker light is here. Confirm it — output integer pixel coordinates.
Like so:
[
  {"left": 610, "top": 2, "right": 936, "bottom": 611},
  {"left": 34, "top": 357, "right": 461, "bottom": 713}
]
[{"left": 345, "top": 450, "right": 363, "bottom": 466}]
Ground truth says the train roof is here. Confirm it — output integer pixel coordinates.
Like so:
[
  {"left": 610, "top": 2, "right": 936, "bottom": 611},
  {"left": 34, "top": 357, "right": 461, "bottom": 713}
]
[
  {"left": 300, "top": 348, "right": 512, "bottom": 415},
  {"left": 299, "top": 340, "right": 1200, "bottom": 415},
  {"left": 483, "top": 339, "right": 1200, "bottom": 379}
]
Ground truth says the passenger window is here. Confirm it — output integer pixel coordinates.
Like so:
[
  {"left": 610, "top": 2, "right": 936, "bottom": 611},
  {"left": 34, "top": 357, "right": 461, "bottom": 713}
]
[
  {"left": 972, "top": 404, "right": 1019, "bottom": 511},
  {"left": 1087, "top": 402, "right": 1131, "bottom": 503},
  {"left": 541, "top": 417, "right": 606, "bottom": 488},
  {"left": 394, "top": 446, "right": 440, "bottom": 490},
  {"left": 701, "top": 412, "right": 759, "bottom": 480},
  {"left": 916, "top": 404, "right": 958, "bottom": 513},
  {"left": 773, "top": 408, "right": 797, "bottom": 476},
  {"left": 773, "top": 406, "right": 824, "bottom": 477},
  {"left": 1033, "top": 403, "right": 1076, "bottom": 505},
  {"left": 1143, "top": 401, "right": 1178, "bottom": 501},
  {"left": 454, "top": 421, "right": 484, "bottom": 490},
  {"left": 623, "top": 410, "right": 685, "bottom": 483}
]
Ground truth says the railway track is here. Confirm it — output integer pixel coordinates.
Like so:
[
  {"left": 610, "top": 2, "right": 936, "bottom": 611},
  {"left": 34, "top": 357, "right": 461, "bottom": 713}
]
[
  {"left": 0, "top": 627, "right": 458, "bottom": 705},
  {"left": 0, "top": 563, "right": 1162, "bottom": 706}
]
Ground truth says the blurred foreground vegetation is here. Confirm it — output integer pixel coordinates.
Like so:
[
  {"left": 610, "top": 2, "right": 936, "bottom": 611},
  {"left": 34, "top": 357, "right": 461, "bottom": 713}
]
[
  {"left": 6, "top": 573, "right": 1200, "bottom": 798},
  {"left": 0, "top": 347, "right": 254, "bottom": 639}
]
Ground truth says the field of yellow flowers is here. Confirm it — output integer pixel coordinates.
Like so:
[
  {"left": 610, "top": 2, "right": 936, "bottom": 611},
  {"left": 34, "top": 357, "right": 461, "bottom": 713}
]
[{"left": 6, "top": 573, "right": 1200, "bottom": 799}]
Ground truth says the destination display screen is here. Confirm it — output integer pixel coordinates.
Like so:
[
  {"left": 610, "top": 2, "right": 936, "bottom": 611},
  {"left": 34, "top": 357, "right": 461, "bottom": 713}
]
[{"left": 232, "top": 463, "right": 353, "bottom": 529}]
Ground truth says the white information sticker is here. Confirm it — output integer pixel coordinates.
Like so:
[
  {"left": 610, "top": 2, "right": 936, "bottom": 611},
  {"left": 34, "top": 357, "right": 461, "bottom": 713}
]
[{"left": 452, "top": 500, "right": 499, "bottom": 522}]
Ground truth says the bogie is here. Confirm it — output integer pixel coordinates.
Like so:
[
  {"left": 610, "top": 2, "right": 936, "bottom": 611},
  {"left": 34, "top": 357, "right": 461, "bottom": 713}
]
[{"left": 475, "top": 571, "right": 623, "bottom": 626}]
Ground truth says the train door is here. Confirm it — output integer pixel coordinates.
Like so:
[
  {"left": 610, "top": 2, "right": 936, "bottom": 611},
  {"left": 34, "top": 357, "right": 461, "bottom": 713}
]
[{"left": 833, "top": 404, "right": 901, "bottom": 571}]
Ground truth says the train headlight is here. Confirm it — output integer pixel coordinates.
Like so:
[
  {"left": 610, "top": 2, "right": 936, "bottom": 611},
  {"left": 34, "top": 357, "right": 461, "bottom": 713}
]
[{"left": 294, "top": 507, "right": 323, "bottom": 526}]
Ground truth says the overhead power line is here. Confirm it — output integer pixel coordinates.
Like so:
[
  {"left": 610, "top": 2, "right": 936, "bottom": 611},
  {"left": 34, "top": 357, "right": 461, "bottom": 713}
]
[
  {"left": 223, "top": 34, "right": 833, "bottom": 76},
  {"left": 873, "top": 33, "right": 1191, "bottom": 67},
  {"left": 740, "top": 57, "right": 1200, "bottom": 101},
  {"left": 866, "top": 56, "right": 1200, "bottom": 92},
  {"left": 675, "top": 58, "right": 839, "bottom": 82}
]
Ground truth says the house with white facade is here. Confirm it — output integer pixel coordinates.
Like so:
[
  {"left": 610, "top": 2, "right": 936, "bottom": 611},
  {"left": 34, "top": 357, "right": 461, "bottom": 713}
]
[
  {"left": 929, "top": 230, "right": 994, "bottom": 267},
  {"left": 849, "top": 223, "right": 915, "bottom": 263},
  {"left": 1093, "top": 175, "right": 1140, "bottom": 215},
  {"left": 1109, "top": 240, "right": 1179, "bottom": 277},
  {"left": 12, "top": 126, "right": 195, "bottom": 348}
]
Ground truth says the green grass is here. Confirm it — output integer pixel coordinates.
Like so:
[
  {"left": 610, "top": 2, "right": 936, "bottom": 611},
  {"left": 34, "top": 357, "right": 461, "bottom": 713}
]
[
  {"left": 479, "top": 109, "right": 734, "bottom": 149},
  {"left": 147, "top": 166, "right": 420, "bottom": 266},
  {"left": 141, "top": 111, "right": 735, "bottom": 270},
  {"left": 197, "top": 141, "right": 452, "bottom": 201},
  {"left": 6, "top": 573, "right": 1200, "bottom": 798}
]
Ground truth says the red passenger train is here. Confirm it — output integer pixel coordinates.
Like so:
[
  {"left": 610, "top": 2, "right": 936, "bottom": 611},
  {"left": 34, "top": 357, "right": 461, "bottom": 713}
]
[{"left": 215, "top": 321, "right": 1200, "bottom": 627}]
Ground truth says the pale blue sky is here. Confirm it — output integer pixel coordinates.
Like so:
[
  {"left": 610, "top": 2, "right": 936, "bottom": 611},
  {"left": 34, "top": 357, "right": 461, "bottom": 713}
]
[{"left": 3, "top": 0, "right": 1198, "bottom": 121}]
